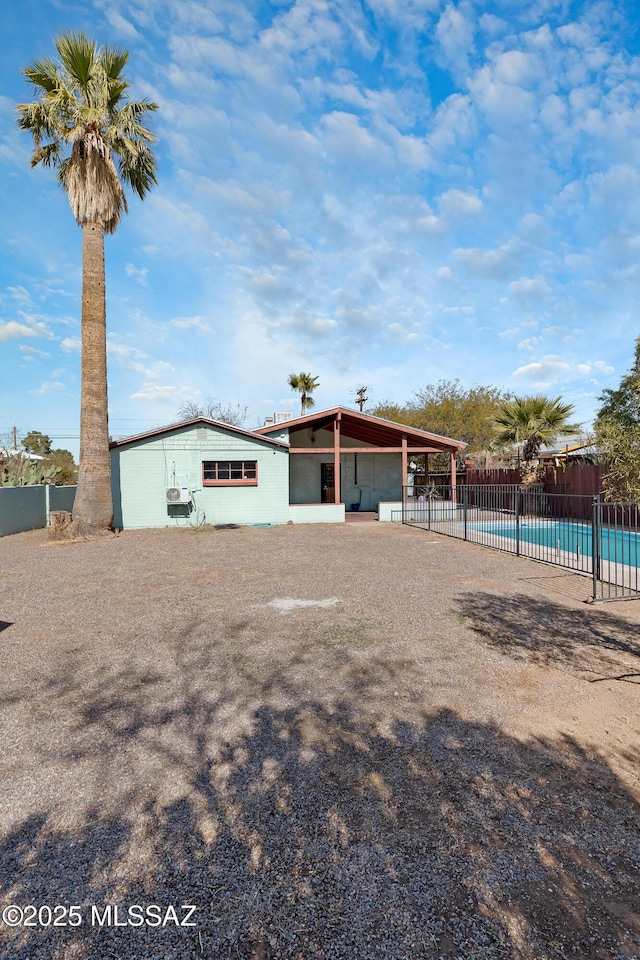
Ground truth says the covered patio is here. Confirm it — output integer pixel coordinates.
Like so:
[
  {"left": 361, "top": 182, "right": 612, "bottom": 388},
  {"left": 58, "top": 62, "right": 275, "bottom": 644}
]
[{"left": 258, "top": 407, "right": 466, "bottom": 519}]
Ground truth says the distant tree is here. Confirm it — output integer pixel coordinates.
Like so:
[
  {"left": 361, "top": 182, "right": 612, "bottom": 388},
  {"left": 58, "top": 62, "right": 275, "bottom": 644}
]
[
  {"left": 370, "top": 380, "right": 510, "bottom": 454},
  {"left": 288, "top": 373, "right": 320, "bottom": 417},
  {"left": 22, "top": 430, "right": 52, "bottom": 456},
  {"left": 492, "top": 395, "right": 578, "bottom": 465},
  {"left": 177, "top": 397, "right": 248, "bottom": 428},
  {"left": 594, "top": 338, "right": 640, "bottom": 502},
  {"left": 46, "top": 448, "right": 78, "bottom": 485},
  {"left": 17, "top": 31, "right": 158, "bottom": 532}
]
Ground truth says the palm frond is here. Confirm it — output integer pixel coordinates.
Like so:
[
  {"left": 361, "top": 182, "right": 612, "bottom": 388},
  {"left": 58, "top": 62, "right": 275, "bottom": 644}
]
[
  {"left": 102, "top": 44, "right": 129, "bottom": 81},
  {"left": 22, "top": 57, "right": 61, "bottom": 94},
  {"left": 33, "top": 141, "right": 63, "bottom": 169},
  {"left": 55, "top": 32, "right": 96, "bottom": 88},
  {"left": 18, "top": 31, "right": 158, "bottom": 230},
  {"left": 117, "top": 142, "right": 158, "bottom": 198}
]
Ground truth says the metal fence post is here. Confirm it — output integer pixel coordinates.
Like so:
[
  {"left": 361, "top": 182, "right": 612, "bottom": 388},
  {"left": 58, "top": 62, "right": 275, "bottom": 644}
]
[
  {"left": 427, "top": 486, "right": 432, "bottom": 531},
  {"left": 463, "top": 485, "right": 468, "bottom": 541},
  {"left": 592, "top": 495, "right": 600, "bottom": 601},
  {"left": 515, "top": 487, "right": 520, "bottom": 557}
]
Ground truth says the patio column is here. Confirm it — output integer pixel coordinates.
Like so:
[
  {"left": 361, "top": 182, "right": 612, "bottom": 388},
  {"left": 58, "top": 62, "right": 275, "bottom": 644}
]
[
  {"left": 450, "top": 450, "right": 457, "bottom": 500},
  {"left": 334, "top": 413, "right": 341, "bottom": 503},
  {"left": 401, "top": 435, "right": 408, "bottom": 498}
]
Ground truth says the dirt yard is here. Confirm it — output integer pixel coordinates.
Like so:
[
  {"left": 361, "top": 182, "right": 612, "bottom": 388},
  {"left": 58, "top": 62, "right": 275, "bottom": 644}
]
[{"left": 0, "top": 521, "right": 638, "bottom": 959}]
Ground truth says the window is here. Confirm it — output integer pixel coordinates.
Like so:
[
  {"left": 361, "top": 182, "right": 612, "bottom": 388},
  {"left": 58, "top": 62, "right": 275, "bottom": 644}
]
[{"left": 202, "top": 460, "right": 258, "bottom": 485}]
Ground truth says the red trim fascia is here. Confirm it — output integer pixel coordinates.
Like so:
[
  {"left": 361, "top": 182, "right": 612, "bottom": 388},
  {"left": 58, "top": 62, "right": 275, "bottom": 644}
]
[{"left": 203, "top": 480, "right": 258, "bottom": 487}]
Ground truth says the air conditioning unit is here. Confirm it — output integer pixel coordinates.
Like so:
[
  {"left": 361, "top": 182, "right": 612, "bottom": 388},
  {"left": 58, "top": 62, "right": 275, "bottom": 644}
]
[
  {"left": 274, "top": 411, "right": 293, "bottom": 423},
  {"left": 166, "top": 486, "right": 192, "bottom": 504}
]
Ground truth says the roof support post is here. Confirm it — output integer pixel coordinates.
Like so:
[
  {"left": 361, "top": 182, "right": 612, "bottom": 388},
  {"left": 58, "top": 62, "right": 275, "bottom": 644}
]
[
  {"left": 401, "top": 435, "right": 408, "bottom": 496},
  {"left": 334, "top": 413, "right": 341, "bottom": 504},
  {"left": 450, "top": 450, "right": 457, "bottom": 500}
]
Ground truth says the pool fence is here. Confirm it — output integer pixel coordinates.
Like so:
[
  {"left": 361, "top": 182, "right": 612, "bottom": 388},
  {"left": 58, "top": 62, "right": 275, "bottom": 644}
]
[{"left": 402, "top": 484, "right": 640, "bottom": 603}]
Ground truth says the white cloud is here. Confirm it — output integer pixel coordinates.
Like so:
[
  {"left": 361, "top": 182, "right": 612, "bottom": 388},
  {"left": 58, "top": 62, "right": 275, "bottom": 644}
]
[
  {"left": 108, "top": 341, "right": 173, "bottom": 379},
  {"left": 61, "top": 337, "right": 81, "bottom": 353},
  {"left": 283, "top": 313, "right": 339, "bottom": 338},
  {"left": 130, "top": 383, "right": 183, "bottom": 402},
  {"left": 508, "top": 275, "right": 553, "bottom": 308},
  {"left": 437, "top": 188, "right": 483, "bottom": 218},
  {"left": 454, "top": 238, "right": 525, "bottom": 279},
  {"left": 20, "top": 345, "right": 51, "bottom": 359},
  {"left": 517, "top": 337, "right": 542, "bottom": 351},
  {"left": 512, "top": 355, "right": 571, "bottom": 382},
  {"left": 435, "top": 4, "right": 475, "bottom": 79},
  {"left": 319, "top": 111, "right": 394, "bottom": 167},
  {"left": 31, "top": 381, "right": 66, "bottom": 395},
  {"left": 0, "top": 321, "right": 39, "bottom": 342},
  {"left": 125, "top": 263, "right": 149, "bottom": 286},
  {"left": 171, "top": 316, "right": 213, "bottom": 333}
]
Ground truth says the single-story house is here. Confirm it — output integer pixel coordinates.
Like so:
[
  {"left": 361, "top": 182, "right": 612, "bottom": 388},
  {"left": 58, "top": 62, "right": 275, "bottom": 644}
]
[{"left": 109, "top": 407, "right": 465, "bottom": 529}]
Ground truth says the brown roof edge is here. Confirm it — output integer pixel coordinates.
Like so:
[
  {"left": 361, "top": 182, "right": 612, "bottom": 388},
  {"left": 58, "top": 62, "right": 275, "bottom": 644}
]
[
  {"left": 256, "top": 406, "right": 467, "bottom": 450},
  {"left": 109, "top": 417, "right": 290, "bottom": 451}
]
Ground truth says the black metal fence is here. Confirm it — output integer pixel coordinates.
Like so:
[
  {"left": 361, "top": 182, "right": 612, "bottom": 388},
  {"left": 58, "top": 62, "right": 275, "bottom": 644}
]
[{"left": 403, "top": 484, "right": 640, "bottom": 602}]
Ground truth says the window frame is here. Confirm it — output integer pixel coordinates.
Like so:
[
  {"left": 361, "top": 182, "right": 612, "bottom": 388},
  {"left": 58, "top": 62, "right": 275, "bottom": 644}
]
[{"left": 202, "top": 459, "right": 258, "bottom": 486}]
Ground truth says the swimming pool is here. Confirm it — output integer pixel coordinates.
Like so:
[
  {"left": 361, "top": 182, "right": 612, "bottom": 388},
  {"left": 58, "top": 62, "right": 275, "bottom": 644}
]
[{"left": 476, "top": 520, "right": 640, "bottom": 568}]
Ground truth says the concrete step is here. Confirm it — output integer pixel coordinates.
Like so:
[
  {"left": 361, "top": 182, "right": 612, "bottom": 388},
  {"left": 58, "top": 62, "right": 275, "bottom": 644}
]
[{"left": 345, "top": 511, "right": 378, "bottom": 522}]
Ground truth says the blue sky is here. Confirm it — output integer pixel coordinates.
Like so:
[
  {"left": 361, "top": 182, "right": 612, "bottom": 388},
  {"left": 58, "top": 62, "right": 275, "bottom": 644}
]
[{"left": 2, "top": 0, "right": 640, "bottom": 457}]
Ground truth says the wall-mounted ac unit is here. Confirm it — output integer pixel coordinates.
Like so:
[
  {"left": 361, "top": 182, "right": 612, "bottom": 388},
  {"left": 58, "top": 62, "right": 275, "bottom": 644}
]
[{"left": 166, "top": 486, "right": 192, "bottom": 504}]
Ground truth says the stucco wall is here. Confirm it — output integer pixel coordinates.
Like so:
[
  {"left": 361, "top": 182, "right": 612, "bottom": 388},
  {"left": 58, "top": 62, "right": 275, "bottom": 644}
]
[
  {"left": 290, "top": 451, "right": 403, "bottom": 510},
  {"left": 111, "top": 424, "right": 289, "bottom": 529}
]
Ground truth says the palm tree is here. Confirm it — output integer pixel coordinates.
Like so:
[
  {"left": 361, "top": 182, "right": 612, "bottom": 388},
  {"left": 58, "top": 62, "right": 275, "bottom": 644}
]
[
  {"left": 492, "top": 395, "right": 578, "bottom": 465},
  {"left": 17, "top": 32, "right": 158, "bottom": 533},
  {"left": 288, "top": 373, "right": 320, "bottom": 417}
]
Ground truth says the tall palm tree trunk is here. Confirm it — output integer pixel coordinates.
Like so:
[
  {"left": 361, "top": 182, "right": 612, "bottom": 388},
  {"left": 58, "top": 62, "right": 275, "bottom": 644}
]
[{"left": 72, "top": 222, "right": 113, "bottom": 530}]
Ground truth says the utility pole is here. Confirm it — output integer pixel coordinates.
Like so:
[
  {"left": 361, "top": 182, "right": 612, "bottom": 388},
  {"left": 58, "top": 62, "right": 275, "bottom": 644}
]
[{"left": 355, "top": 386, "right": 368, "bottom": 412}]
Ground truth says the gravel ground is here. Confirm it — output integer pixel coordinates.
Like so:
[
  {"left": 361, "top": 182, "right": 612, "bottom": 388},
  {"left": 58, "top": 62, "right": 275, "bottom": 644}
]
[{"left": 0, "top": 521, "right": 639, "bottom": 960}]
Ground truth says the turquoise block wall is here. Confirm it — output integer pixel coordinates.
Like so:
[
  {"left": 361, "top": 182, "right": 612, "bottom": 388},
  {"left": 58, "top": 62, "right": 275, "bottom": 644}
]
[
  {"left": 286, "top": 426, "right": 402, "bottom": 508},
  {"left": 49, "top": 485, "right": 76, "bottom": 514},
  {"left": 111, "top": 423, "right": 290, "bottom": 529},
  {"left": 0, "top": 486, "right": 46, "bottom": 536}
]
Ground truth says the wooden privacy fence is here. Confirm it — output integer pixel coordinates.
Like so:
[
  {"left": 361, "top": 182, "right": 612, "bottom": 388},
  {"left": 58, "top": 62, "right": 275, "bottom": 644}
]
[{"left": 465, "top": 464, "right": 608, "bottom": 497}]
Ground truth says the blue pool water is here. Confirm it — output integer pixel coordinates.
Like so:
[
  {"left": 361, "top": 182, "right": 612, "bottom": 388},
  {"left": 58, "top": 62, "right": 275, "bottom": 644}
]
[{"left": 477, "top": 520, "right": 640, "bottom": 567}]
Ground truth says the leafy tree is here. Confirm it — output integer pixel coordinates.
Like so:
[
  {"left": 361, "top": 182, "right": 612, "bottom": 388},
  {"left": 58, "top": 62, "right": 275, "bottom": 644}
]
[
  {"left": 370, "top": 380, "right": 511, "bottom": 459},
  {"left": 595, "top": 337, "right": 640, "bottom": 429},
  {"left": 46, "top": 448, "right": 78, "bottom": 485},
  {"left": 594, "top": 338, "right": 640, "bottom": 502},
  {"left": 177, "top": 397, "right": 248, "bottom": 428},
  {"left": 17, "top": 32, "right": 158, "bottom": 533},
  {"left": 288, "top": 373, "right": 320, "bottom": 417},
  {"left": 492, "top": 395, "right": 578, "bottom": 465},
  {"left": 22, "top": 430, "right": 52, "bottom": 456}
]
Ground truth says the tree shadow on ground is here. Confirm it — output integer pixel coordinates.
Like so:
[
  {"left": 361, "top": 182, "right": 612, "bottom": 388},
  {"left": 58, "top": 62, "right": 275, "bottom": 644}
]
[
  {"left": 1, "top": 630, "right": 639, "bottom": 960},
  {"left": 455, "top": 591, "right": 640, "bottom": 681}
]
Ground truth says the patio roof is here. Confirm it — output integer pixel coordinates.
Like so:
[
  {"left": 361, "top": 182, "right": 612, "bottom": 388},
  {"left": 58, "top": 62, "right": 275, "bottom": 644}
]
[{"left": 257, "top": 406, "right": 466, "bottom": 453}]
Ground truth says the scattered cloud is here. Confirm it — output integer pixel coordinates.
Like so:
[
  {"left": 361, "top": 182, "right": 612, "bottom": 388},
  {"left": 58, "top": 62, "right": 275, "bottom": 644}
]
[
  {"left": 130, "top": 383, "right": 183, "bottom": 402},
  {"left": 2, "top": 1, "right": 638, "bottom": 454},
  {"left": 0, "top": 321, "right": 40, "bottom": 342},
  {"left": 125, "top": 263, "right": 150, "bottom": 286},
  {"left": 171, "top": 316, "right": 213, "bottom": 333}
]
